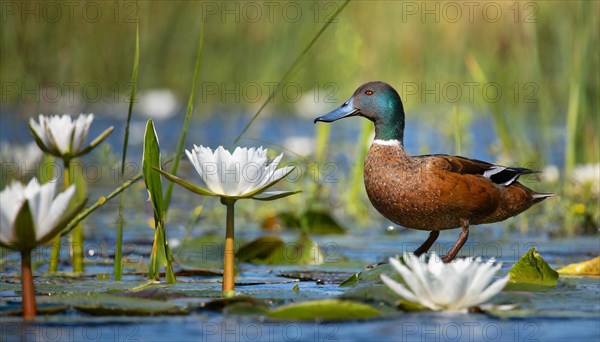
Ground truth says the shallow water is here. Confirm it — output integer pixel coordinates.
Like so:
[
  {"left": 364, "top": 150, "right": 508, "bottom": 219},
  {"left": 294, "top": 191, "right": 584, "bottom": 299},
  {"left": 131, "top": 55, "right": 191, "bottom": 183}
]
[
  {"left": 1, "top": 111, "right": 596, "bottom": 341},
  {"left": 1, "top": 227, "right": 599, "bottom": 341}
]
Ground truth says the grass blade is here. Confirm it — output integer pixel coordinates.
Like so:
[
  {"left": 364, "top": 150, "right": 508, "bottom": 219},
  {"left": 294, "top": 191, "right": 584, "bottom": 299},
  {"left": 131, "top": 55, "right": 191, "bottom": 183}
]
[
  {"left": 163, "top": 22, "right": 205, "bottom": 212},
  {"left": 142, "top": 120, "right": 175, "bottom": 283},
  {"left": 121, "top": 23, "right": 139, "bottom": 171},
  {"left": 61, "top": 174, "right": 143, "bottom": 237},
  {"left": 233, "top": 0, "right": 351, "bottom": 144},
  {"left": 114, "top": 22, "right": 140, "bottom": 281}
]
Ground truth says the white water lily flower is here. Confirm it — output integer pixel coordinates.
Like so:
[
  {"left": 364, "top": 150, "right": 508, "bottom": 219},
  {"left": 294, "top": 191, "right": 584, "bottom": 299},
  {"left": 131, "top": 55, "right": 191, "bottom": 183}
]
[
  {"left": 0, "top": 142, "right": 42, "bottom": 166},
  {"left": 381, "top": 253, "right": 509, "bottom": 311},
  {"left": 0, "top": 178, "right": 83, "bottom": 251},
  {"left": 29, "top": 114, "right": 113, "bottom": 160},
  {"left": 184, "top": 145, "right": 296, "bottom": 198}
]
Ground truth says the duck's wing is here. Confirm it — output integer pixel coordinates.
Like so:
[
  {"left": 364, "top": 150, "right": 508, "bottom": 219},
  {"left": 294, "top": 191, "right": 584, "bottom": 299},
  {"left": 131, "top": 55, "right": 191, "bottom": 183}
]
[{"left": 421, "top": 154, "right": 539, "bottom": 186}]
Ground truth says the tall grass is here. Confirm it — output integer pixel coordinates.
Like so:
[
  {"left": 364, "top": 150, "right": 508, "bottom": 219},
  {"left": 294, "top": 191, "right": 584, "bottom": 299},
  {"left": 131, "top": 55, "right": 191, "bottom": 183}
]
[
  {"left": 234, "top": 0, "right": 351, "bottom": 143},
  {"left": 114, "top": 22, "right": 140, "bottom": 281},
  {"left": 2, "top": 1, "right": 598, "bottom": 235},
  {"left": 163, "top": 23, "right": 205, "bottom": 213}
]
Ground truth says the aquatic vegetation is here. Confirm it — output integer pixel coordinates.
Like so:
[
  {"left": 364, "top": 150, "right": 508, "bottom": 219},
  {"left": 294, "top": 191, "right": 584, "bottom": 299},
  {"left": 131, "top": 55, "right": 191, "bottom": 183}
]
[
  {"left": 28, "top": 113, "right": 113, "bottom": 273},
  {"left": 29, "top": 114, "right": 113, "bottom": 163},
  {"left": 0, "top": 2, "right": 597, "bottom": 334},
  {"left": 558, "top": 256, "right": 600, "bottom": 276},
  {"left": 381, "top": 253, "right": 508, "bottom": 311},
  {"left": 157, "top": 145, "right": 298, "bottom": 296},
  {"left": 142, "top": 120, "right": 175, "bottom": 284},
  {"left": 506, "top": 248, "right": 559, "bottom": 291},
  {"left": 0, "top": 178, "right": 86, "bottom": 318},
  {"left": 185, "top": 145, "right": 295, "bottom": 198}
]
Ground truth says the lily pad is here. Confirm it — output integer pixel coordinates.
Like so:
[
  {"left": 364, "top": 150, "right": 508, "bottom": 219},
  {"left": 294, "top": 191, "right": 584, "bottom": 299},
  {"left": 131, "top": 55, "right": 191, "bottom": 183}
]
[
  {"left": 279, "top": 270, "right": 355, "bottom": 284},
  {"left": 339, "top": 261, "right": 401, "bottom": 287},
  {"left": 267, "top": 299, "right": 381, "bottom": 321},
  {"left": 202, "top": 296, "right": 269, "bottom": 313},
  {"left": 0, "top": 303, "right": 67, "bottom": 316},
  {"left": 341, "top": 284, "right": 401, "bottom": 306},
  {"left": 236, "top": 234, "right": 325, "bottom": 265},
  {"left": 277, "top": 210, "right": 346, "bottom": 234},
  {"left": 176, "top": 234, "right": 227, "bottom": 269},
  {"left": 236, "top": 236, "right": 285, "bottom": 264},
  {"left": 125, "top": 268, "right": 222, "bottom": 277},
  {"left": 506, "top": 248, "right": 559, "bottom": 291},
  {"left": 558, "top": 256, "right": 600, "bottom": 275},
  {"left": 39, "top": 293, "right": 188, "bottom": 316}
]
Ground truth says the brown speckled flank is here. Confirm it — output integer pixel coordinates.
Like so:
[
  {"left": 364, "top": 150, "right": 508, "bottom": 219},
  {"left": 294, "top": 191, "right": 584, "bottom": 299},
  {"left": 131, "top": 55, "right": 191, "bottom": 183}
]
[{"left": 315, "top": 81, "right": 553, "bottom": 262}]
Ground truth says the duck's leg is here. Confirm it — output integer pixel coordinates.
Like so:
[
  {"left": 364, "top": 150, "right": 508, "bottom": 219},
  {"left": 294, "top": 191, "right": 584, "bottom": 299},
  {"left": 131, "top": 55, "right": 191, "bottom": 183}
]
[
  {"left": 413, "top": 231, "right": 440, "bottom": 256},
  {"left": 441, "top": 221, "right": 469, "bottom": 263}
]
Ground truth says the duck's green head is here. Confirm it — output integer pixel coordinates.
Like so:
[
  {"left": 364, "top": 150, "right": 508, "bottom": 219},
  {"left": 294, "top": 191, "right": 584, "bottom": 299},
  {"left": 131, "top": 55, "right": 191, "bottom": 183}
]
[{"left": 314, "top": 81, "right": 406, "bottom": 143}]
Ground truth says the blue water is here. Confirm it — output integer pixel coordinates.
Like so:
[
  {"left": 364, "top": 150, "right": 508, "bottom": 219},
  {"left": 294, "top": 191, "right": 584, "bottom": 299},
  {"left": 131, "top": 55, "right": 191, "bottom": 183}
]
[
  {"left": 0, "top": 108, "right": 565, "bottom": 167},
  {"left": 1, "top": 110, "right": 592, "bottom": 342}
]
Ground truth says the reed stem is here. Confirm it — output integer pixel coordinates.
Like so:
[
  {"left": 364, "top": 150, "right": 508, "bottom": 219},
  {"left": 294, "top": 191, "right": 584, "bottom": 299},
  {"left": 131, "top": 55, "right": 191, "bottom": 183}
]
[
  {"left": 222, "top": 199, "right": 236, "bottom": 297},
  {"left": 21, "top": 250, "right": 36, "bottom": 319}
]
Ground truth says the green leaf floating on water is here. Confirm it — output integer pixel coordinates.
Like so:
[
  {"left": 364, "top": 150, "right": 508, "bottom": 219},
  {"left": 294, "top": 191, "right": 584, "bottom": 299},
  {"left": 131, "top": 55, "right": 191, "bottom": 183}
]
[
  {"left": 557, "top": 256, "right": 600, "bottom": 275},
  {"left": 278, "top": 210, "right": 346, "bottom": 234},
  {"left": 506, "top": 248, "right": 559, "bottom": 291},
  {"left": 236, "top": 234, "right": 325, "bottom": 265},
  {"left": 39, "top": 293, "right": 188, "bottom": 316},
  {"left": 268, "top": 299, "right": 381, "bottom": 321},
  {"left": 339, "top": 260, "right": 402, "bottom": 287}
]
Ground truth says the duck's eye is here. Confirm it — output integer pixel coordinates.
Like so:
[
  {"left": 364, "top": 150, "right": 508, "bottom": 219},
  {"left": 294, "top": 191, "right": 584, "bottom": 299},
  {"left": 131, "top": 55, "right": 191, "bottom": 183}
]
[{"left": 365, "top": 90, "right": 374, "bottom": 96}]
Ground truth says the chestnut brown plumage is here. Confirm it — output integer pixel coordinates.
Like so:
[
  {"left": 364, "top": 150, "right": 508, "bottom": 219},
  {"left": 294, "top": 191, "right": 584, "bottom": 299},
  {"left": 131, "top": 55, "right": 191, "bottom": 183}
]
[{"left": 315, "top": 81, "right": 552, "bottom": 262}]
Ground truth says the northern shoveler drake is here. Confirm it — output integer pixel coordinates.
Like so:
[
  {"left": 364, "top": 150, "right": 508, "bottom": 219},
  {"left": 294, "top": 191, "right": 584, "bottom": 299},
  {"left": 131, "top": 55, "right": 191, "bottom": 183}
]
[{"left": 314, "top": 81, "right": 552, "bottom": 262}]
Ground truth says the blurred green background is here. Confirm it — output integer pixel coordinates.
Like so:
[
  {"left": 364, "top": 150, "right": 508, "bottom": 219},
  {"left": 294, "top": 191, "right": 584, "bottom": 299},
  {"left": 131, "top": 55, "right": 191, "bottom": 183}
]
[{"left": 1, "top": 0, "right": 598, "bottom": 234}]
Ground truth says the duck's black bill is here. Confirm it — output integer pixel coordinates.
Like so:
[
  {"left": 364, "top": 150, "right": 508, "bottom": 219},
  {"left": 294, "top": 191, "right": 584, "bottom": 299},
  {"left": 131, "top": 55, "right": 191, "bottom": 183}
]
[{"left": 314, "top": 97, "right": 359, "bottom": 123}]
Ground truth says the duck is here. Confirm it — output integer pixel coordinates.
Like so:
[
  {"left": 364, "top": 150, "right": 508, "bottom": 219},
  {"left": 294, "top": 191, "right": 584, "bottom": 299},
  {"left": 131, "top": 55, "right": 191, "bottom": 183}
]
[{"left": 314, "top": 81, "right": 553, "bottom": 262}]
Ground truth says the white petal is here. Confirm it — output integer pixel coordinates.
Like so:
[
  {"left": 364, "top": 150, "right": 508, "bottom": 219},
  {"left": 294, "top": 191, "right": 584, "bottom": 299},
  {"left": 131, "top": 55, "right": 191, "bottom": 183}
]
[
  {"left": 380, "top": 274, "right": 419, "bottom": 303},
  {"left": 196, "top": 145, "right": 224, "bottom": 195},
  {"left": 389, "top": 256, "right": 436, "bottom": 308},
  {"left": 471, "top": 276, "right": 509, "bottom": 306},
  {"left": 48, "top": 114, "right": 75, "bottom": 154},
  {"left": 24, "top": 178, "right": 54, "bottom": 231},
  {"left": 404, "top": 253, "right": 436, "bottom": 304},
  {"left": 383, "top": 253, "right": 508, "bottom": 311},
  {"left": 238, "top": 147, "right": 268, "bottom": 195},
  {"left": 36, "top": 184, "right": 75, "bottom": 241},
  {"left": 71, "top": 113, "right": 93, "bottom": 153},
  {"left": 215, "top": 146, "right": 242, "bottom": 196},
  {"left": 0, "top": 181, "right": 27, "bottom": 243},
  {"left": 268, "top": 164, "right": 294, "bottom": 185},
  {"left": 463, "top": 261, "right": 497, "bottom": 297},
  {"left": 30, "top": 116, "right": 49, "bottom": 147},
  {"left": 260, "top": 153, "right": 284, "bottom": 184},
  {"left": 185, "top": 147, "right": 203, "bottom": 179}
]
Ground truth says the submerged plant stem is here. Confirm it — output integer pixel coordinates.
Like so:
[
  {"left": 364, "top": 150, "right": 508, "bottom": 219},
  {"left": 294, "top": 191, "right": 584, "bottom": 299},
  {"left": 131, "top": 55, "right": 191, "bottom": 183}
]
[
  {"left": 21, "top": 250, "right": 36, "bottom": 319},
  {"left": 114, "top": 194, "right": 125, "bottom": 280},
  {"left": 222, "top": 199, "right": 236, "bottom": 297},
  {"left": 49, "top": 160, "right": 72, "bottom": 272},
  {"left": 148, "top": 221, "right": 176, "bottom": 284},
  {"left": 72, "top": 163, "right": 85, "bottom": 273}
]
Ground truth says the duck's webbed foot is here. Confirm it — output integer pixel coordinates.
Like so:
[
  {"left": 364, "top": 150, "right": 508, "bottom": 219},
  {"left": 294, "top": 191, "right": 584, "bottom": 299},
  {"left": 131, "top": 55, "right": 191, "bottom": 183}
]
[
  {"left": 441, "top": 222, "right": 470, "bottom": 263},
  {"left": 413, "top": 231, "right": 440, "bottom": 256}
]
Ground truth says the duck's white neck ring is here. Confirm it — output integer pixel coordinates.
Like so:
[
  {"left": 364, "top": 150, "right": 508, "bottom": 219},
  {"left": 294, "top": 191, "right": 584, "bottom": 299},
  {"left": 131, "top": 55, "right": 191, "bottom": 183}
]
[{"left": 373, "top": 139, "right": 402, "bottom": 147}]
